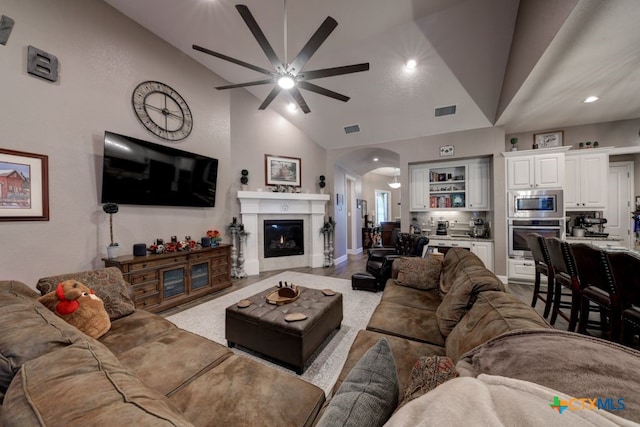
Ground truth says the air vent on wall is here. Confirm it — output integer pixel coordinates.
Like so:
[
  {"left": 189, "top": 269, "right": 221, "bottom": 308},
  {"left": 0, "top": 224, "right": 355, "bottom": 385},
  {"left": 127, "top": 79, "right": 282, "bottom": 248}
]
[
  {"left": 344, "top": 124, "right": 361, "bottom": 134},
  {"left": 435, "top": 105, "right": 456, "bottom": 117}
]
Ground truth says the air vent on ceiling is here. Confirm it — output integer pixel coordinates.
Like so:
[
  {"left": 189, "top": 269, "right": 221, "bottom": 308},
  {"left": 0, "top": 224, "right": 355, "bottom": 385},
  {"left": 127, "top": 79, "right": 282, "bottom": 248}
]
[
  {"left": 344, "top": 124, "right": 361, "bottom": 134},
  {"left": 435, "top": 105, "right": 457, "bottom": 117}
]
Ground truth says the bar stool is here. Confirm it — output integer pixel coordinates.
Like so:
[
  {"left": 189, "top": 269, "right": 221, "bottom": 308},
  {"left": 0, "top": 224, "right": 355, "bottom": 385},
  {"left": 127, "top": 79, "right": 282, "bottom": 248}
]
[
  {"left": 572, "top": 243, "right": 620, "bottom": 342},
  {"left": 606, "top": 251, "right": 640, "bottom": 346},
  {"left": 545, "top": 237, "right": 580, "bottom": 331},
  {"left": 524, "top": 233, "right": 554, "bottom": 319}
]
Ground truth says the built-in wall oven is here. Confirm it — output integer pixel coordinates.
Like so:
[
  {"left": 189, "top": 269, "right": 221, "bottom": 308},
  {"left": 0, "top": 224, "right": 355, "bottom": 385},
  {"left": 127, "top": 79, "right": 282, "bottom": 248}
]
[
  {"left": 508, "top": 218, "right": 563, "bottom": 258},
  {"left": 508, "top": 190, "right": 563, "bottom": 219}
]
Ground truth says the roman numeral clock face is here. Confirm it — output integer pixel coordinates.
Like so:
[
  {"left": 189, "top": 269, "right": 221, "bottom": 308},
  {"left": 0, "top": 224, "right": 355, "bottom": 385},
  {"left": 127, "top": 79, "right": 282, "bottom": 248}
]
[{"left": 132, "top": 81, "right": 193, "bottom": 141}]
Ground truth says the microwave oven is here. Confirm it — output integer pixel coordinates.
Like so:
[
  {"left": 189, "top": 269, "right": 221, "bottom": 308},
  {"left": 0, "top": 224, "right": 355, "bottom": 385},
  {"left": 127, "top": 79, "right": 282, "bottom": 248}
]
[{"left": 508, "top": 190, "right": 564, "bottom": 219}]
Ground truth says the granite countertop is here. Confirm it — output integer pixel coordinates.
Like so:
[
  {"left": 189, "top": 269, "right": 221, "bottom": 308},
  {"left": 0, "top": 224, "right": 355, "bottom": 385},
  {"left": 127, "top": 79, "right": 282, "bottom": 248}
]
[
  {"left": 425, "top": 234, "right": 494, "bottom": 242},
  {"left": 566, "top": 236, "right": 623, "bottom": 242}
]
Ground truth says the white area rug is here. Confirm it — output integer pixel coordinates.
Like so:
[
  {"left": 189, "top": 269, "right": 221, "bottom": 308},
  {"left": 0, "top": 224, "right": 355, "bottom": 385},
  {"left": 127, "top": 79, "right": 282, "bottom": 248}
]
[{"left": 166, "top": 271, "right": 381, "bottom": 396}]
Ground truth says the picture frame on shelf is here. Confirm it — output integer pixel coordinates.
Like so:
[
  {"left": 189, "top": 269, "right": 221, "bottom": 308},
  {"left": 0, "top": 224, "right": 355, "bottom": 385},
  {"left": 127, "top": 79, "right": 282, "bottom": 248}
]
[
  {"left": 534, "top": 130, "right": 564, "bottom": 148},
  {"left": 265, "top": 154, "right": 301, "bottom": 187},
  {"left": 0, "top": 148, "right": 49, "bottom": 221}
]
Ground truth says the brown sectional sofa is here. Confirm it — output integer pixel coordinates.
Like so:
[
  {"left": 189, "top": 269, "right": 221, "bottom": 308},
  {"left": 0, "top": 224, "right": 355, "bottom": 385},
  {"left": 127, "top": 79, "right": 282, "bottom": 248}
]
[
  {"left": 325, "top": 248, "right": 640, "bottom": 425},
  {"left": 0, "top": 269, "right": 325, "bottom": 427}
]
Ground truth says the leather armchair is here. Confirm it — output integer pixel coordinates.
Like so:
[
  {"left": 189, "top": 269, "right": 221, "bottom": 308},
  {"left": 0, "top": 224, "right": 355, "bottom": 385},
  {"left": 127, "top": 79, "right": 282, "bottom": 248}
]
[{"left": 365, "top": 233, "right": 429, "bottom": 288}]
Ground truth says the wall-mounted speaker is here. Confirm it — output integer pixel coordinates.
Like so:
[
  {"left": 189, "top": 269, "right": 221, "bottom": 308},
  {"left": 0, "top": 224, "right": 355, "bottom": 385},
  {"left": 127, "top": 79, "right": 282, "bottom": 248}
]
[
  {"left": 133, "top": 243, "right": 147, "bottom": 257},
  {"left": 0, "top": 15, "right": 15, "bottom": 46}
]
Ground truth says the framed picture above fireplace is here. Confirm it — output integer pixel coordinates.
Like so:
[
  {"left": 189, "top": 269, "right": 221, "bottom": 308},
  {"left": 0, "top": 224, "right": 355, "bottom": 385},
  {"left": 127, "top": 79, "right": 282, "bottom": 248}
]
[{"left": 265, "top": 154, "right": 301, "bottom": 187}]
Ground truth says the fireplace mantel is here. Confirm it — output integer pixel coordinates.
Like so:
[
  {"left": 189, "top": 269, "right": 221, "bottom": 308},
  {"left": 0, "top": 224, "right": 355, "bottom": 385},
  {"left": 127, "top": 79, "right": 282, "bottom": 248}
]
[{"left": 237, "top": 191, "right": 330, "bottom": 275}]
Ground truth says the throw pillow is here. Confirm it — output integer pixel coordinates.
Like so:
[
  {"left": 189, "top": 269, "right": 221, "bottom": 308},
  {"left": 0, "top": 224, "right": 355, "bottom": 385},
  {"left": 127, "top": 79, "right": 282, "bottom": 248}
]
[
  {"left": 37, "top": 267, "right": 135, "bottom": 320},
  {"left": 316, "top": 338, "right": 399, "bottom": 427},
  {"left": 394, "top": 257, "right": 442, "bottom": 290},
  {"left": 397, "top": 355, "right": 458, "bottom": 410}
]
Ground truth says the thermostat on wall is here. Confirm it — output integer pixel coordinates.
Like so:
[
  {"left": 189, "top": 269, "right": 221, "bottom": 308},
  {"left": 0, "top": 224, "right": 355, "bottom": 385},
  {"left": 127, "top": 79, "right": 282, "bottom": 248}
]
[{"left": 440, "top": 145, "right": 454, "bottom": 157}]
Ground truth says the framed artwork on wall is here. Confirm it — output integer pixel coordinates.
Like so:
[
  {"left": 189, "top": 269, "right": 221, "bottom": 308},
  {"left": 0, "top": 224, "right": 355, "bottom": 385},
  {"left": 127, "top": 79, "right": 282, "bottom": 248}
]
[
  {"left": 534, "top": 131, "right": 564, "bottom": 148},
  {"left": 265, "top": 154, "right": 301, "bottom": 187},
  {"left": 0, "top": 148, "right": 49, "bottom": 221},
  {"left": 356, "top": 198, "right": 363, "bottom": 209},
  {"left": 361, "top": 200, "right": 367, "bottom": 217}
]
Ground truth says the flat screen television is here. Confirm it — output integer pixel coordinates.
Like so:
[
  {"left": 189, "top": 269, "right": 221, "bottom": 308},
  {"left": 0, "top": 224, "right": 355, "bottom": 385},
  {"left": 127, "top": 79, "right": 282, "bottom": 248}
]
[{"left": 101, "top": 131, "right": 218, "bottom": 207}]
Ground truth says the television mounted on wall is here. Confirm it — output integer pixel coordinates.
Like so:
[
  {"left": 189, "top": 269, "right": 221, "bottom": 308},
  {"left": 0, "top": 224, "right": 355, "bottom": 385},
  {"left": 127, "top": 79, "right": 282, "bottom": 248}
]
[{"left": 100, "top": 131, "right": 218, "bottom": 207}]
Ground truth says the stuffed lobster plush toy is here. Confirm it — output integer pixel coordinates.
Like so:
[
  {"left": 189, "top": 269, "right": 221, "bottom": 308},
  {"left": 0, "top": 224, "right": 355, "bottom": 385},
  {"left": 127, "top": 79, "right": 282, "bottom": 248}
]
[{"left": 38, "top": 279, "right": 111, "bottom": 339}]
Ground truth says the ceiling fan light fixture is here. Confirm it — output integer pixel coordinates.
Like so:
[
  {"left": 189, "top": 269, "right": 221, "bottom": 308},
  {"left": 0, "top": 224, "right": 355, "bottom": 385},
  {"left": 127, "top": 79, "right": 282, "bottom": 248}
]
[
  {"left": 405, "top": 59, "right": 417, "bottom": 70},
  {"left": 583, "top": 95, "right": 599, "bottom": 103},
  {"left": 278, "top": 75, "right": 295, "bottom": 89}
]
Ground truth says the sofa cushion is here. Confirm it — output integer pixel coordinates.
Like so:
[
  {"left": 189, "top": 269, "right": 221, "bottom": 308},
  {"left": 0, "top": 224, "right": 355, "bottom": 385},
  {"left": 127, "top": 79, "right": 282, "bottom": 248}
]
[
  {"left": 438, "top": 248, "right": 485, "bottom": 296},
  {"left": 3, "top": 341, "right": 192, "bottom": 426},
  {"left": 316, "top": 338, "right": 398, "bottom": 427},
  {"left": 445, "top": 291, "right": 550, "bottom": 361},
  {"left": 332, "top": 330, "right": 446, "bottom": 398},
  {"left": 397, "top": 355, "right": 458, "bottom": 410},
  {"left": 456, "top": 329, "right": 640, "bottom": 423},
  {"left": 168, "top": 354, "right": 325, "bottom": 427},
  {"left": 393, "top": 257, "right": 442, "bottom": 290},
  {"left": 436, "top": 264, "right": 505, "bottom": 338},
  {"left": 367, "top": 301, "right": 445, "bottom": 346},
  {"left": 37, "top": 267, "right": 135, "bottom": 320},
  {"left": 380, "top": 281, "right": 441, "bottom": 311},
  {"left": 0, "top": 283, "right": 88, "bottom": 400},
  {"left": 100, "top": 310, "right": 233, "bottom": 396}
]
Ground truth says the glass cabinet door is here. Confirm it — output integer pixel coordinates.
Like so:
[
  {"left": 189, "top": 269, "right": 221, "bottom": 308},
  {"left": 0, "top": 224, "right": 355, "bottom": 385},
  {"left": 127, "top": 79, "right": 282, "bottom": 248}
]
[
  {"left": 190, "top": 261, "right": 211, "bottom": 290},
  {"left": 161, "top": 266, "right": 186, "bottom": 299}
]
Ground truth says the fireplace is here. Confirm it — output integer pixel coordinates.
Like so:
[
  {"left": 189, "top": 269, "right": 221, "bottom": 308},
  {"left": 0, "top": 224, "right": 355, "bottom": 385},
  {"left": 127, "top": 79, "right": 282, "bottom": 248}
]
[{"left": 264, "top": 219, "right": 304, "bottom": 258}]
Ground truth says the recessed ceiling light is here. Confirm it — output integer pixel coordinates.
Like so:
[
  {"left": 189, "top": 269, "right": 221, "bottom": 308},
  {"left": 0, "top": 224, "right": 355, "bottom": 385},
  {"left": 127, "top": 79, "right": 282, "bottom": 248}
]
[
  {"left": 287, "top": 103, "right": 297, "bottom": 112},
  {"left": 405, "top": 59, "right": 417, "bottom": 70},
  {"left": 583, "top": 96, "right": 599, "bottom": 103},
  {"left": 373, "top": 157, "right": 379, "bottom": 162}
]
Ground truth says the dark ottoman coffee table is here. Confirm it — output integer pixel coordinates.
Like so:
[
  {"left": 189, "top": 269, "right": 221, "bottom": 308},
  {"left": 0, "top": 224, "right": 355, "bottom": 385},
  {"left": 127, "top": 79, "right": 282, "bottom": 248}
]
[{"left": 225, "top": 286, "right": 343, "bottom": 374}]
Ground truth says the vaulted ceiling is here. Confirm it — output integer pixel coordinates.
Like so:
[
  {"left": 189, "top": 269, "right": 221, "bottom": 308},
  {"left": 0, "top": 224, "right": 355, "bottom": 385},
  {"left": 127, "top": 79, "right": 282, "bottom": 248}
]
[{"left": 104, "top": 0, "right": 640, "bottom": 153}]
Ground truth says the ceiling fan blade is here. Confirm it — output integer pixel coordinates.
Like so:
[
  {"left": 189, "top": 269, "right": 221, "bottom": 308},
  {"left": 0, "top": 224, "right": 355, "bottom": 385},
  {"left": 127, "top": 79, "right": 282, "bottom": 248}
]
[
  {"left": 301, "top": 63, "right": 370, "bottom": 80},
  {"left": 216, "top": 78, "right": 275, "bottom": 90},
  {"left": 236, "top": 5, "right": 284, "bottom": 71},
  {"left": 259, "top": 86, "right": 282, "bottom": 110},
  {"left": 289, "top": 87, "right": 311, "bottom": 114},
  {"left": 193, "top": 44, "right": 274, "bottom": 76},
  {"left": 297, "top": 81, "right": 350, "bottom": 102},
  {"left": 289, "top": 17, "right": 338, "bottom": 75}
]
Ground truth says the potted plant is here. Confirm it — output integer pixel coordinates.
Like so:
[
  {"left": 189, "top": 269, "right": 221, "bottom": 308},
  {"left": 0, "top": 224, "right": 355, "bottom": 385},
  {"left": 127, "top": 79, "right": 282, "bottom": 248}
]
[
  {"left": 510, "top": 137, "right": 518, "bottom": 151},
  {"left": 240, "top": 169, "right": 249, "bottom": 190},
  {"left": 318, "top": 175, "right": 326, "bottom": 194},
  {"left": 102, "top": 202, "right": 119, "bottom": 258}
]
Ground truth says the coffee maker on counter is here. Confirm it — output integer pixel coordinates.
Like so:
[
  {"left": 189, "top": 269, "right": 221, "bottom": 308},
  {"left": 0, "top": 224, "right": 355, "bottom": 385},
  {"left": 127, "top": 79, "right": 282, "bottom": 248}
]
[{"left": 572, "top": 214, "right": 608, "bottom": 237}]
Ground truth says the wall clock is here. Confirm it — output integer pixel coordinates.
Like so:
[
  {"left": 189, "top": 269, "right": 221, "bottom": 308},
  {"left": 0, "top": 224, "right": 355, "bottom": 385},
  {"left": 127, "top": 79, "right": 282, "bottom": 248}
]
[{"left": 132, "top": 81, "right": 193, "bottom": 141}]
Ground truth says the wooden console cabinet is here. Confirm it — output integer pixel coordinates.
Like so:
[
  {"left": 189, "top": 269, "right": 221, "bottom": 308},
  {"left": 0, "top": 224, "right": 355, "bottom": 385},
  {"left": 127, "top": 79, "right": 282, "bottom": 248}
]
[{"left": 104, "top": 245, "right": 231, "bottom": 313}]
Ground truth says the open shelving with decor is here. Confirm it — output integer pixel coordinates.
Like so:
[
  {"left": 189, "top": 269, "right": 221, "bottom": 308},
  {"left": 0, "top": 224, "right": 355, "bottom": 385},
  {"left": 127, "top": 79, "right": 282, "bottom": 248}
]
[{"left": 410, "top": 158, "right": 490, "bottom": 211}]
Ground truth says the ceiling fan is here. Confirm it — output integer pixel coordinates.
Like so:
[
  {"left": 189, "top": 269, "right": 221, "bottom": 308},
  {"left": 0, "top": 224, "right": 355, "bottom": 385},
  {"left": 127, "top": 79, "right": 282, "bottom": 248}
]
[{"left": 192, "top": 3, "right": 369, "bottom": 114}]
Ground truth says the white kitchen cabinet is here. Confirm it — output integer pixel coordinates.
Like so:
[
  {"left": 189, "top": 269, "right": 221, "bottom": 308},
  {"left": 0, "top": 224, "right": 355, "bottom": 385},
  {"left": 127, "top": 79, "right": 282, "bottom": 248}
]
[
  {"left": 508, "top": 258, "right": 535, "bottom": 283},
  {"left": 564, "top": 151, "right": 608, "bottom": 210},
  {"left": 507, "top": 153, "right": 564, "bottom": 190},
  {"left": 409, "top": 166, "right": 429, "bottom": 211},
  {"left": 467, "top": 158, "right": 490, "bottom": 210},
  {"left": 471, "top": 241, "right": 494, "bottom": 270}
]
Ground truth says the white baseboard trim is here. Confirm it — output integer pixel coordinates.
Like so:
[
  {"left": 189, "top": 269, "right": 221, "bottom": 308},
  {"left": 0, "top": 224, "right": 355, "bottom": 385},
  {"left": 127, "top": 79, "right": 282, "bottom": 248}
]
[
  {"left": 497, "top": 274, "right": 508, "bottom": 284},
  {"left": 334, "top": 254, "right": 348, "bottom": 265},
  {"left": 347, "top": 247, "right": 363, "bottom": 255}
]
